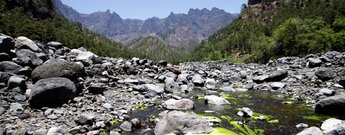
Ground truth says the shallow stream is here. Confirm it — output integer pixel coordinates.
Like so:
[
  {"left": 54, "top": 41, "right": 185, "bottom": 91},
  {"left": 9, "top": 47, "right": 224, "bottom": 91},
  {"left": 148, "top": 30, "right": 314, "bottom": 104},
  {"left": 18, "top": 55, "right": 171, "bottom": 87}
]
[{"left": 125, "top": 90, "right": 337, "bottom": 135}]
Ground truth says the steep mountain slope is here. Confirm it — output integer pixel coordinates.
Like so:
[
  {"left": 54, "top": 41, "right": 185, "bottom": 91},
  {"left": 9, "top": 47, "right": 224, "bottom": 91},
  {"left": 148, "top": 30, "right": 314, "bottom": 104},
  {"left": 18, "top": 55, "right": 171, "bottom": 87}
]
[
  {"left": 0, "top": 0, "right": 136, "bottom": 58},
  {"left": 127, "top": 36, "right": 190, "bottom": 63},
  {"left": 54, "top": 0, "right": 238, "bottom": 48},
  {"left": 191, "top": 0, "right": 345, "bottom": 63}
]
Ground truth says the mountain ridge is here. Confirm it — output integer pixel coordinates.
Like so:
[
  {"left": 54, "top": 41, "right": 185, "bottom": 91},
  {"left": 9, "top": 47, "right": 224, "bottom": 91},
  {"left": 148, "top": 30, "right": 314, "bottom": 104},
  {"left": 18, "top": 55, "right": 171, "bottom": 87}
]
[{"left": 54, "top": 0, "right": 238, "bottom": 47}]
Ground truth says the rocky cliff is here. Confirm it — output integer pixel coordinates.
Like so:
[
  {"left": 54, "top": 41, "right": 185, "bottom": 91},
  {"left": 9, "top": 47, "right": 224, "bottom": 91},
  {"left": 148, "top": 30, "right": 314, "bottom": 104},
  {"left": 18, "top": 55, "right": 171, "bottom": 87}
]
[{"left": 54, "top": 0, "right": 238, "bottom": 48}]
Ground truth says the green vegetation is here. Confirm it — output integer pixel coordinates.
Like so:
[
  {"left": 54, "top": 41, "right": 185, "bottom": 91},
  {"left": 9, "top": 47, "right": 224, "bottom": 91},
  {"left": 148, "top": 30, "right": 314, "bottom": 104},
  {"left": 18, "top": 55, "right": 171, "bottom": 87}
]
[
  {"left": 127, "top": 36, "right": 192, "bottom": 64},
  {"left": 0, "top": 0, "right": 140, "bottom": 59},
  {"left": 191, "top": 0, "right": 345, "bottom": 63}
]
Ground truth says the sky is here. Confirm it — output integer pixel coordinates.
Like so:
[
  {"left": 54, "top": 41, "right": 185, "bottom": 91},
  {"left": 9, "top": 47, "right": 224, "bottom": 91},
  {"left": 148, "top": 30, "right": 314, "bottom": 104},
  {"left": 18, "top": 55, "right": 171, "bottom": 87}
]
[{"left": 61, "top": 0, "right": 247, "bottom": 20}]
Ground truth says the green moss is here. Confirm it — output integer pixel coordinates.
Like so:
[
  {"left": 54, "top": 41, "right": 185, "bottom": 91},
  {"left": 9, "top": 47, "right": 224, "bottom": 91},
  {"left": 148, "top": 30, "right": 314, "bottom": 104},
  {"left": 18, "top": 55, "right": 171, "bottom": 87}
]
[
  {"left": 221, "top": 115, "right": 233, "bottom": 122},
  {"left": 303, "top": 115, "right": 330, "bottom": 122},
  {"left": 199, "top": 128, "right": 238, "bottom": 135},
  {"left": 230, "top": 121, "right": 264, "bottom": 135},
  {"left": 267, "top": 119, "right": 279, "bottom": 124},
  {"left": 135, "top": 103, "right": 148, "bottom": 110},
  {"left": 149, "top": 115, "right": 156, "bottom": 123},
  {"left": 198, "top": 114, "right": 222, "bottom": 122},
  {"left": 110, "top": 119, "right": 122, "bottom": 126}
]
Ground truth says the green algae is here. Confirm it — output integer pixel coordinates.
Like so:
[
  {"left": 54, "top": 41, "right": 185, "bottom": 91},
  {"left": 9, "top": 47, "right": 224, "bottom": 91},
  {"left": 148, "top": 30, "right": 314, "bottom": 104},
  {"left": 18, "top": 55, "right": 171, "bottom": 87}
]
[
  {"left": 135, "top": 102, "right": 148, "bottom": 110},
  {"left": 267, "top": 119, "right": 279, "bottom": 124},
  {"left": 221, "top": 115, "right": 233, "bottom": 122},
  {"left": 204, "top": 128, "right": 238, "bottom": 135},
  {"left": 303, "top": 115, "right": 330, "bottom": 122}
]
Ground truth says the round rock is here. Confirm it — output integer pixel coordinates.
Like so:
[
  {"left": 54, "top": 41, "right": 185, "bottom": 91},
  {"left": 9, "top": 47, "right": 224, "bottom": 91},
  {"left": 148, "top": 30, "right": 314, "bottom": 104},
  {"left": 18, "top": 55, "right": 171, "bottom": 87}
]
[
  {"left": 29, "top": 77, "right": 77, "bottom": 108},
  {"left": 31, "top": 59, "right": 86, "bottom": 82}
]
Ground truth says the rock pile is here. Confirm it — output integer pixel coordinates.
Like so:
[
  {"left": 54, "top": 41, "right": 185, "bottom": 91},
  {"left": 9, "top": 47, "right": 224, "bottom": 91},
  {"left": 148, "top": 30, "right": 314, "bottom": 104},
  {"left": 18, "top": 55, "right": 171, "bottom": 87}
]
[{"left": 1, "top": 34, "right": 345, "bottom": 134}]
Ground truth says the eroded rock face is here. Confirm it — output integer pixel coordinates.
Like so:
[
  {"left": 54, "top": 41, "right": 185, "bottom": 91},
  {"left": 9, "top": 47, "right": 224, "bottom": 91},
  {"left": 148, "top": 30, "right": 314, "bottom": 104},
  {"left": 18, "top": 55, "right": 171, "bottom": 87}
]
[
  {"left": 29, "top": 77, "right": 76, "bottom": 108},
  {"left": 154, "top": 111, "right": 213, "bottom": 135}
]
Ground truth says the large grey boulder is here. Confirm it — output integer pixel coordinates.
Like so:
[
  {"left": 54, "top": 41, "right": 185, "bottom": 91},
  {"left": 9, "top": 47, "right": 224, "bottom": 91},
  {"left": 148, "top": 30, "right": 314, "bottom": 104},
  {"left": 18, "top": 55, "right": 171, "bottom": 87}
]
[
  {"left": 321, "top": 118, "right": 345, "bottom": 135},
  {"left": 0, "top": 34, "right": 15, "bottom": 53},
  {"left": 315, "top": 68, "right": 334, "bottom": 81},
  {"left": 163, "top": 99, "right": 194, "bottom": 110},
  {"left": 266, "top": 70, "right": 288, "bottom": 82},
  {"left": 0, "top": 61, "right": 23, "bottom": 74},
  {"left": 31, "top": 59, "right": 86, "bottom": 82},
  {"left": 315, "top": 94, "right": 345, "bottom": 115},
  {"left": 205, "top": 95, "right": 230, "bottom": 105},
  {"left": 192, "top": 74, "right": 204, "bottom": 86},
  {"left": 297, "top": 127, "right": 323, "bottom": 135},
  {"left": 29, "top": 77, "right": 76, "bottom": 108},
  {"left": 308, "top": 58, "right": 322, "bottom": 68},
  {"left": 143, "top": 84, "right": 164, "bottom": 94},
  {"left": 15, "top": 49, "right": 43, "bottom": 67},
  {"left": 15, "top": 36, "right": 42, "bottom": 52},
  {"left": 154, "top": 111, "right": 213, "bottom": 135}
]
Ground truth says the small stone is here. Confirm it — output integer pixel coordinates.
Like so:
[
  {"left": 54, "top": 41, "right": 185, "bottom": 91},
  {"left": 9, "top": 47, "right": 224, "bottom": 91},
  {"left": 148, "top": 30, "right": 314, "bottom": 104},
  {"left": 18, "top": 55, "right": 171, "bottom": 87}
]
[
  {"left": 163, "top": 99, "right": 194, "bottom": 110},
  {"left": 316, "top": 88, "right": 335, "bottom": 96},
  {"left": 120, "top": 121, "right": 132, "bottom": 132},
  {"left": 47, "top": 126, "right": 67, "bottom": 135},
  {"left": 308, "top": 58, "right": 322, "bottom": 68},
  {"left": 10, "top": 103, "right": 23, "bottom": 116},
  {"left": 237, "top": 107, "right": 253, "bottom": 117},
  {"left": 102, "top": 103, "right": 112, "bottom": 109},
  {"left": 44, "top": 109, "right": 53, "bottom": 116},
  {"left": 69, "top": 126, "right": 81, "bottom": 134},
  {"left": 7, "top": 76, "right": 26, "bottom": 90},
  {"left": 33, "top": 128, "right": 47, "bottom": 135},
  {"left": 75, "top": 113, "right": 95, "bottom": 126},
  {"left": 47, "top": 114, "right": 58, "bottom": 120},
  {"left": 296, "top": 123, "right": 309, "bottom": 129},
  {"left": 88, "top": 83, "right": 106, "bottom": 94},
  {"left": 270, "top": 82, "right": 285, "bottom": 90},
  {"left": 131, "top": 118, "right": 141, "bottom": 128},
  {"left": 205, "top": 95, "right": 230, "bottom": 105}
]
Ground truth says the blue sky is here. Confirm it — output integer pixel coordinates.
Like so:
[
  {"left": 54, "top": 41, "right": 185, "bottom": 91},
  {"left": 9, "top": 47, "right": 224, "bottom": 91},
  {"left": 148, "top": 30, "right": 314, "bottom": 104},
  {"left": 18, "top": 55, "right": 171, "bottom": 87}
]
[{"left": 61, "top": 0, "right": 247, "bottom": 20}]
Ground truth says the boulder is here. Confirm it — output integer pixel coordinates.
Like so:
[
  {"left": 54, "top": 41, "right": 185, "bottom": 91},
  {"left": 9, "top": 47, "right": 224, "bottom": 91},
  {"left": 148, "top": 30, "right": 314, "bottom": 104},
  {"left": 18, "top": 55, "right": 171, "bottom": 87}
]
[
  {"left": 266, "top": 70, "right": 288, "bottom": 82},
  {"left": 15, "top": 49, "right": 43, "bottom": 67},
  {"left": 0, "top": 34, "right": 15, "bottom": 53},
  {"left": 144, "top": 84, "right": 164, "bottom": 94},
  {"left": 154, "top": 111, "right": 213, "bottom": 135},
  {"left": 237, "top": 107, "right": 253, "bottom": 117},
  {"left": 75, "top": 113, "right": 95, "bottom": 126},
  {"left": 164, "top": 81, "right": 181, "bottom": 93},
  {"left": 0, "top": 53, "right": 11, "bottom": 61},
  {"left": 316, "top": 88, "right": 335, "bottom": 96},
  {"left": 119, "top": 121, "right": 132, "bottom": 132},
  {"left": 29, "top": 77, "right": 77, "bottom": 108},
  {"left": 296, "top": 127, "right": 323, "bottom": 135},
  {"left": 31, "top": 59, "right": 86, "bottom": 82},
  {"left": 15, "top": 36, "right": 42, "bottom": 52},
  {"left": 163, "top": 99, "right": 194, "bottom": 110},
  {"left": 205, "top": 95, "right": 230, "bottom": 105},
  {"left": 315, "top": 94, "right": 345, "bottom": 115},
  {"left": 7, "top": 76, "right": 26, "bottom": 90},
  {"left": 88, "top": 83, "right": 106, "bottom": 94},
  {"left": 253, "top": 75, "right": 269, "bottom": 84},
  {"left": 47, "top": 41, "right": 63, "bottom": 49},
  {"left": 0, "top": 61, "right": 23, "bottom": 74},
  {"left": 321, "top": 118, "right": 345, "bottom": 134},
  {"left": 308, "top": 58, "right": 322, "bottom": 68},
  {"left": 315, "top": 69, "right": 334, "bottom": 81},
  {"left": 192, "top": 74, "right": 204, "bottom": 86},
  {"left": 270, "top": 82, "right": 285, "bottom": 90}
]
